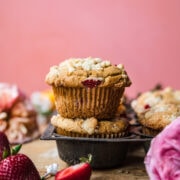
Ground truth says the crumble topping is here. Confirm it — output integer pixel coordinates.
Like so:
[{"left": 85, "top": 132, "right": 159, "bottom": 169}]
[
  {"left": 46, "top": 57, "right": 131, "bottom": 88},
  {"left": 131, "top": 87, "right": 180, "bottom": 130}
]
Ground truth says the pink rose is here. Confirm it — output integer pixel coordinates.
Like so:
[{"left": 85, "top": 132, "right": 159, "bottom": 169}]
[
  {"left": 0, "top": 83, "right": 25, "bottom": 112},
  {"left": 144, "top": 117, "right": 180, "bottom": 180}
]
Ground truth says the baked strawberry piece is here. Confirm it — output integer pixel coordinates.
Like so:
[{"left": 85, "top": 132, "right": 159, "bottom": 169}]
[{"left": 81, "top": 78, "right": 102, "bottom": 88}]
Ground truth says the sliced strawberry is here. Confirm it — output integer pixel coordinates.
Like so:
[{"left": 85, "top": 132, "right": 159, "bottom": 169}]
[
  {"left": 0, "top": 153, "right": 41, "bottom": 180},
  {"left": 82, "top": 79, "right": 102, "bottom": 88},
  {"left": 0, "top": 132, "right": 10, "bottom": 161},
  {"left": 55, "top": 162, "right": 92, "bottom": 180}
]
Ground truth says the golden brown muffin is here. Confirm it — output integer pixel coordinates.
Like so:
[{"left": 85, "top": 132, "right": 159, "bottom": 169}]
[
  {"left": 131, "top": 87, "right": 180, "bottom": 115},
  {"left": 51, "top": 114, "right": 129, "bottom": 138},
  {"left": 46, "top": 57, "right": 131, "bottom": 119},
  {"left": 131, "top": 87, "right": 180, "bottom": 136}
]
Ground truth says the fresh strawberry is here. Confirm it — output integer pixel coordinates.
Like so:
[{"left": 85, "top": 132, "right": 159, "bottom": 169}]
[
  {"left": 55, "top": 162, "right": 91, "bottom": 180},
  {"left": 0, "top": 132, "right": 10, "bottom": 161},
  {"left": 55, "top": 154, "right": 92, "bottom": 180},
  {"left": 0, "top": 153, "right": 41, "bottom": 180},
  {"left": 82, "top": 79, "right": 102, "bottom": 88},
  {"left": 0, "top": 134, "right": 40, "bottom": 180}
]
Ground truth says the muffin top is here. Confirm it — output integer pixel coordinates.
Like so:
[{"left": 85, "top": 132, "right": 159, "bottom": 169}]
[
  {"left": 45, "top": 57, "right": 131, "bottom": 88},
  {"left": 131, "top": 87, "right": 180, "bottom": 114},
  {"left": 131, "top": 87, "right": 180, "bottom": 130},
  {"left": 137, "top": 103, "right": 180, "bottom": 130}
]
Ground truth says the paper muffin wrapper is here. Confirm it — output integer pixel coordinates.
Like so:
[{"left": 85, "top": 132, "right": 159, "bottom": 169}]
[
  {"left": 141, "top": 126, "right": 161, "bottom": 137},
  {"left": 53, "top": 86, "right": 125, "bottom": 119},
  {"left": 56, "top": 127, "right": 129, "bottom": 138}
]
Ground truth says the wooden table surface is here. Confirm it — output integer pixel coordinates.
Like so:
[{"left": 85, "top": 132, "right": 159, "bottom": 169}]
[{"left": 20, "top": 138, "right": 149, "bottom": 180}]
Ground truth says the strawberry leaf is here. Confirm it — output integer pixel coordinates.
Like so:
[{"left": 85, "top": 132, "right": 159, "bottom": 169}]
[
  {"left": 2, "top": 149, "right": 10, "bottom": 159},
  {"left": 79, "top": 154, "right": 92, "bottom": 164},
  {"left": 11, "top": 144, "right": 22, "bottom": 155}
]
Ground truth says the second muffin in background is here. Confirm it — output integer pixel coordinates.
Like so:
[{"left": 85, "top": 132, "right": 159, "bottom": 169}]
[
  {"left": 46, "top": 57, "right": 131, "bottom": 119},
  {"left": 131, "top": 87, "right": 180, "bottom": 136}
]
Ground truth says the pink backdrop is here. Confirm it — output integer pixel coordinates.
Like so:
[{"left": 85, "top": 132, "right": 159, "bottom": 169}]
[{"left": 1, "top": 0, "right": 180, "bottom": 97}]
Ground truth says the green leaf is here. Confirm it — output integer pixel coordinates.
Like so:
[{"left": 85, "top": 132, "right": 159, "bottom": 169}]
[
  {"left": 11, "top": 144, "right": 22, "bottom": 155},
  {"left": 79, "top": 154, "right": 92, "bottom": 164},
  {"left": 2, "top": 149, "right": 10, "bottom": 159}
]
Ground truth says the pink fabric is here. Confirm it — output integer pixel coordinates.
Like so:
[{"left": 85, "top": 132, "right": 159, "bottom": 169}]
[{"left": 144, "top": 117, "right": 180, "bottom": 180}]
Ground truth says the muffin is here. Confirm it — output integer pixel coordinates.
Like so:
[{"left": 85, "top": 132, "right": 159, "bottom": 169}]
[
  {"left": 51, "top": 94, "right": 130, "bottom": 138},
  {"left": 131, "top": 87, "right": 180, "bottom": 136},
  {"left": 51, "top": 113, "right": 129, "bottom": 138},
  {"left": 45, "top": 57, "right": 131, "bottom": 119}
]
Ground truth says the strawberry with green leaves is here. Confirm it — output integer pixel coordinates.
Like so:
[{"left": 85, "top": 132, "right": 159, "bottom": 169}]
[
  {"left": 0, "top": 153, "right": 41, "bottom": 180},
  {"left": 0, "top": 132, "right": 41, "bottom": 180},
  {"left": 0, "top": 132, "right": 10, "bottom": 161},
  {"left": 55, "top": 154, "right": 92, "bottom": 180}
]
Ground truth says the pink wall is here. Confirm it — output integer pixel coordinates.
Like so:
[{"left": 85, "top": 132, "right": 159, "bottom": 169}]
[{"left": 1, "top": 0, "right": 180, "bottom": 97}]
